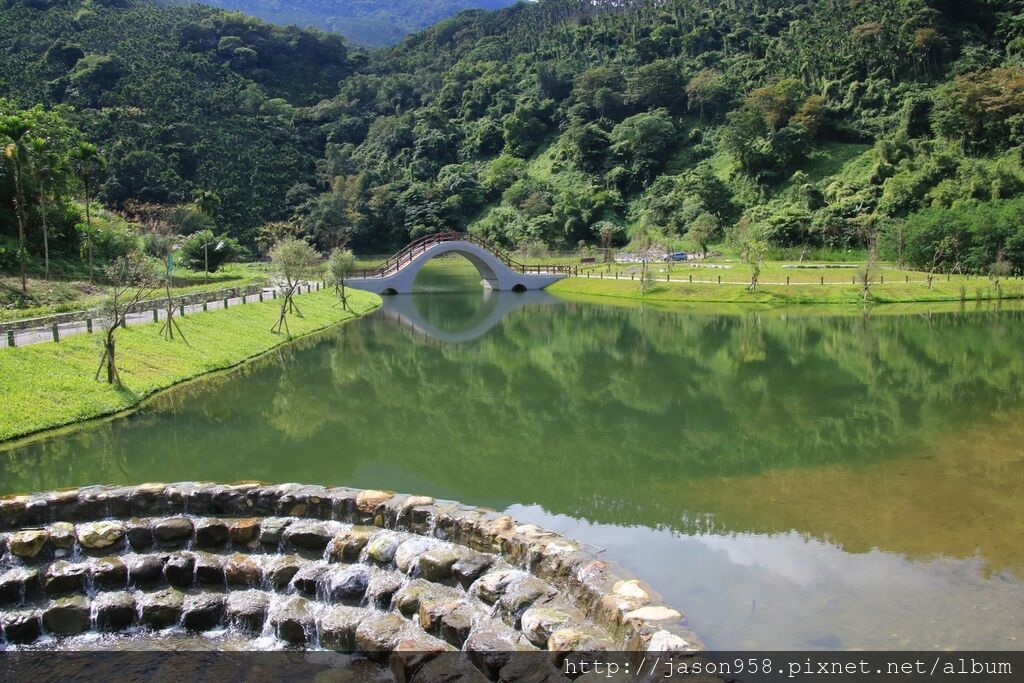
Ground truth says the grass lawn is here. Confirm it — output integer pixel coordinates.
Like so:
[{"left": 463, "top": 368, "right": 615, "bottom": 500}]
[
  {"left": 549, "top": 274, "right": 1024, "bottom": 305},
  {"left": 0, "top": 288, "right": 380, "bottom": 443},
  {"left": 573, "top": 258, "right": 1020, "bottom": 285}
]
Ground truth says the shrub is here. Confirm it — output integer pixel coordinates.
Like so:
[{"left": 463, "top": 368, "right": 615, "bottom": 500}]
[
  {"left": 180, "top": 230, "right": 243, "bottom": 273},
  {"left": 894, "top": 197, "right": 1024, "bottom": 272}
]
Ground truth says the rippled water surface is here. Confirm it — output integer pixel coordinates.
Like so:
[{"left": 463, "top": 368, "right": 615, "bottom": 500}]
[{"left": 3, "top": 260, "right": 1024, "bottom": 649}]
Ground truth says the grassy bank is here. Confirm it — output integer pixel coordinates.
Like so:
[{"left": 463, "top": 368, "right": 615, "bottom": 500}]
[
  {"left": 0, "top": 288, "right": 380, "bottom": 443},
  {"left": 548, "top": 276, "right": 1024, "bottom": 305}
]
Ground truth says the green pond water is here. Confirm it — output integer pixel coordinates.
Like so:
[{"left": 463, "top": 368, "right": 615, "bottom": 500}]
[{"left": 2, "top": 259, "right": 1024, "bottom": 650}]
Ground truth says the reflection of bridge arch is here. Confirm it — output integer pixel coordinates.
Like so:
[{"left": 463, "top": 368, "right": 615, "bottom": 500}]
[
  {"left": 379, "top": 290, "right": 563, "bottom": 344},
  {"left": 345, "top": 232, "right": 570, "bottom": 295}
]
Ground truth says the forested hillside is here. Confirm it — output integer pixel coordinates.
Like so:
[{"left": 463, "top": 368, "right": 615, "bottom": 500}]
[
  {"left": 3, "top": 0, "right": 1024, "bottom": 277},
  {"left": 0, "top": 0, "right": 356, "bottom": 250},
  {"left": 298, "top": 0, "right": 1024, "bottom": 272},
  {"left": 163, "top": 0, "right": 516, "bottom": 48}
]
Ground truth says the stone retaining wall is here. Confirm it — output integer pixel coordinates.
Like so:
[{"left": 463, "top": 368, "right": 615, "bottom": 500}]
[{"left": 0, "top": 482, "right": 703, "bottom": 663}]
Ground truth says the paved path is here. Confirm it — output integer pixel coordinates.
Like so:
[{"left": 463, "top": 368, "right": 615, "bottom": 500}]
[{"left": 1, "top": 282, "right": 323, "bottom": 349}]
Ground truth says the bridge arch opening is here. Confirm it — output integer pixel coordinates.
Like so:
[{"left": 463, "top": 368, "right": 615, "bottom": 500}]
[
  {"left": 412, "top": 252, "right": 496, "bottom": 293},
  {"left": 381, "top": 287, "right": 399, "bottom": 296},
  {"left": 511, "top": 283, "right": 528, "bottom": 292}
]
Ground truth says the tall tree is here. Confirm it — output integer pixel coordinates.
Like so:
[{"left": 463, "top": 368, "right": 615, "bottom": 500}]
[
  {"left": 29, "top": 137, "right": 57, "bottom": 281},
  {"left": 1, "top": 116, "right": 32, "bottom": 293},
  {"left": 71, "top": 142, "right": 105, "bottom": 285}
]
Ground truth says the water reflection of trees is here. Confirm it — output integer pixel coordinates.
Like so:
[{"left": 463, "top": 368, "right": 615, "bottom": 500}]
[{"left": 2, "top": 305, "right": 1024, "bottom": 566}]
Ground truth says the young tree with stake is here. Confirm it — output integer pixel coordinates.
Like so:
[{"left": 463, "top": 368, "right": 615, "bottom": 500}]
[
  {"left": 96, "top": 252, "right": 157, "bottom": 385},
  {"left": 133, "top": 203, "right": 187, "bottom": 343},
  {"left": 990, "top": 253, "right": 1012, "bottom": 299},
  {"left": 593, "top": 220, "right": 622, "bottom": 264},
  {"left": 270, "top": 237, "right": 319, "bottom": 336},
  {"left": 858, "top": 218, "right": 878, "bottom": 302},
  {"left": 739, "top": 223, "right": 768, "bottom": 292},
  {"left": 328, "top": 247, "right": 356, "bottom": 312},
  {"left": 633, "top": 220, "right": 660, "bottom": 294}
]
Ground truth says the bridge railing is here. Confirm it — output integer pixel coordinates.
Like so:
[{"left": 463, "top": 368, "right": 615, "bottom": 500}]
[{"left": 353, "top": 232, "right": 573, "bottom": 278}]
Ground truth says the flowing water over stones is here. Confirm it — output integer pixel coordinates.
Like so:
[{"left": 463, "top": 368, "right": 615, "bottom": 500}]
[{"left": 0, "top": 482, "right": 700, "bottom": 676}]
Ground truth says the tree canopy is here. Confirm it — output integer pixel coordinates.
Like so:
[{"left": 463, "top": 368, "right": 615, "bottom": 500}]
[{"left": 3, "top": 0, "right": 1024, "bottom": 273}]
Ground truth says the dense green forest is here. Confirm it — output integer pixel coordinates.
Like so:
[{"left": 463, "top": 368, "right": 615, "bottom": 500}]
[
  {"left": 162, "top": 0, "right": 516, "bottom": 48},
  {"left": 0, "top": 0, "right": 355, "bottom": 274},
  {"left": 3, "top": 0, "right": 1024, "bottom": 278}
]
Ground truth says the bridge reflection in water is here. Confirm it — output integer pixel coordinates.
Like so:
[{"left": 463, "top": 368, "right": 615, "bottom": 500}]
[{"left": 377, "top": 288, "right": 563, "bottom": 345}]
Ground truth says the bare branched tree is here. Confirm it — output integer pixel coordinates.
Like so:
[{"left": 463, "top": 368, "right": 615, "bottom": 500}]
[
  {"left": 927, "top": 235, "right": 956, "bottom": 290},
  {"left": 128, "top": 202, "right": 188, "bottom": 343},
  {"left": 859, "top": 218, "right": 878, "bottom": 302},
  {"left": 96, "top": 252, "right": 157, "bottom": 385},
  {"left": 990, "top": 251, "right": 1012, "bottom": 300},
  {"left": 633, "top": 220, "right": 661, "bottom": 294}
]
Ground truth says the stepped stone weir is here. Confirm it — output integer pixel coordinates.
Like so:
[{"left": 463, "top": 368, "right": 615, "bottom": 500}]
[
  {"left": 344, "top": 231, "right": 571, "bottom": 295},
  {"left": 0, "top": 483, "right": 701, "bottom": 670}
]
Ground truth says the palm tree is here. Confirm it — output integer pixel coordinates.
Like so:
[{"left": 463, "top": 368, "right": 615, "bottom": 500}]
[
  {"left": 29, "top": 137, "right": 57, "bottom": 281},
  {"left": 2, "top": 116, "right": 33, "bottom": 294},
  {"left": 72, "top": 142, "right": 105, "bottom": 284},
  {"left": 191, "top": 188, "right": 221, "bottom": 219}
]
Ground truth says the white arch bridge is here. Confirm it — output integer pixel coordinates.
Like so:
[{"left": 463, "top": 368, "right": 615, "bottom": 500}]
[{"left": 344, "top": 232, "right": 571, "bottom": 295}]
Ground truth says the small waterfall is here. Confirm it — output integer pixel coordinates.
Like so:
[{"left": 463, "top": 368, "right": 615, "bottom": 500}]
[
  {"left": 88, "top": 597, "right": 98, "bottom": 632},
  {"left": 275, "top": 523, "right": 288, "bottom": 555},
  {"left": 261, "top": 593, "right": 284, "bottom": 641},
  {"left": 123, "top": 552, "right": 139, "bottom": 591},
  {"left": 83, "top": 561, "right": 97, "bottom": 599},
  {"left": 0, "top": 498, "right": 633, "bottom": 658},
  {"left": 389, "top": 573, "right": 416, "bottom": 613},
  {"left": 183, "top": 516, "right": 196, "bottom": 551},
  {"left": 305, "top": 600, "right": 326, "bottom": 650},
  {"left": 320, "top": 532, "right": 340, "bottom": 564},
  {"left": 68, "top": 539, "right": 83, "bottom": 563}
]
